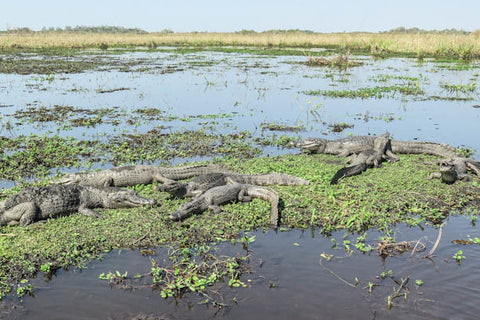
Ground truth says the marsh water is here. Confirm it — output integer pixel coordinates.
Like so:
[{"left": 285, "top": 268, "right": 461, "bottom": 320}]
[
  {"left": 3, "top": 215, "right": 480, "bottom": 320},
  {"left": 1, "top": 50, "right": 480, "bottom": 154},
  {"left": 1, "top": 49, "right": 480, "bottom": 319}
]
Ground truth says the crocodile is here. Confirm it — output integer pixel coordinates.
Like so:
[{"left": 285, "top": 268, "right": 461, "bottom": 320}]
[
  {"left": 156, "top": 172, "right": 309, "bottom": 198},
  {"left": 330, "top": 133, "right": 391, "bottom": 184},
  {"left": 54, "top": 164, "right": 230, "bottom": 187},
  {"left": 169, "top": 180, "right": 280, "bottom": 227},
  {"left": 0, "top": 185, "right": 156, "bottom": 226}
]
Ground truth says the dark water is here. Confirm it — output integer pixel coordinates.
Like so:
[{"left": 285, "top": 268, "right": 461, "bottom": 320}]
[{"left": 4, "top": 215, "right": 479, "bottom": 320}]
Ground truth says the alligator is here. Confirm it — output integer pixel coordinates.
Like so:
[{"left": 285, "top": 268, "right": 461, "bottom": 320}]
[
  {"left": 156, "top": 172, "right": 309, "bottom": 198},
  {"left": 0, "top": 185, "right": 156, "bottom": 226},
  {"left": 297, "top": 134, "right": 480, "bottom": 183},
  {"left": 54, "top": 164, "right": 230, "bottom": 187},
  {"left": 169, "top": 180, "right": 280, "bottom": 227},
  {"left": 330, "top": 133, "right": 391, "bottom": 184},
  {"left": 297, "top": 135, "right": 459, "bottom": 159},
  {"left": 428, "top": 158, "right": 480, "bottom": 184},
  {"left": 296, "top": 134, "right": 396, "bottom": 159}
]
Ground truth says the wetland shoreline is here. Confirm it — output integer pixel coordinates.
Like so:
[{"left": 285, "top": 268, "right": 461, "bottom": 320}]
[{"left": 0, "top": 43, "right": 480, "bottom": 318}]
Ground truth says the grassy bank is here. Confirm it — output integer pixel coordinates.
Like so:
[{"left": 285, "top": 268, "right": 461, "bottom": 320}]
[
  {"left": 1, "top": 31, "right": 480, "bottom": 59},
  {"left": 0, "top": 153, "right": 479, "bottom": 299}
]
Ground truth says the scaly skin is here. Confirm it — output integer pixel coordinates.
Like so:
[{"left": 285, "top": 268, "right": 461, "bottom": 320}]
[
  {"left": 0, "top": 185, "right": 156, "bottom": 226},
  {"left": 157, "top": 172, "right": 309, "bottom": 198},
  {"left": 169, "top": 181, "right": 280, "bottom": 227},
  {"left": 297, "top": 134, "right": 480, "bottom": 183},
  {"left": 330, "top": 133, "right": 390, "bottom": 184},
  {"left": 54, "top": 164, "right": 230, "bottom": 187},
  {"left": 297, "top": 135, "right": 458, "bottom": 159},
  {"left": 429, "top": 158, "right": 480, "bottom": 184},
  {"left": 297, "top": 133, "right": 399, "bottom": 161},
  {"left": 390, "top": 141, "right": 458, "bottom": 158}
]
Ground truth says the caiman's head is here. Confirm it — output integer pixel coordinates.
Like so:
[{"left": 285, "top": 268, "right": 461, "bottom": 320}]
[
  {"left": 169, "top": 200, "right": 199, "bottom": 221},
  {"left": 155, "top": 182, "right": 188, "bottom": 198},
  {"left": 439, "top": 160, "right": 457, "bottom": 184},
  {"left": 295, "top": 138, "right": 328, "bottom": 154},
  {"left": 103, "top": 188, "right": 157, "bottom": 208},
  {"left": 54, "top": 173, "right": 81, "bottom": 185}
]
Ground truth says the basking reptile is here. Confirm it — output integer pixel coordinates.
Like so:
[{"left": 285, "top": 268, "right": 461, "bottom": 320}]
[
  {"left": 0, "top": 185, "right": 156, "bottom": 226},
  {"left": 297, "top": 135, "right": 459, "bottom": 159},
  {"left": 156, "top": 172, "right": 309, "bottom": 198},
  {"left": 429, "top": 158, "right": 480, "bottom": 184},
  {"left": 297, "top": 135, "right": 391, "bottom": 157},
  {"left": 169, "top": 180, "right": 280, "bottom": 227},
  {"left": 54, "top": 164, "right": 230, "bottom": 187},
  {"left": 297, "top": 134, "right": 480, "bottom": 183},
  {"left": 330, "top": 133, "right": 391, "bottom": 184}
]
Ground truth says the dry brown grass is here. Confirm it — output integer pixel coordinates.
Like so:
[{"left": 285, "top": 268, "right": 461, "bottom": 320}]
[{"left": 1, "top": 31, "right": 480, "bottom": 59}]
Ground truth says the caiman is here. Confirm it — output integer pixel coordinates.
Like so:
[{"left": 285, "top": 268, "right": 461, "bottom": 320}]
[
  {"left": 297, "top": 135, "right": 460, "bottom": 159},
  {"left": 156, "top": 172, "right": 309, "bottom": 198},
  {"left": 429, "top": 158, "right": 480, "bottom": 184},
  {"left": 330, "top": 133, "right": 391, "bottom": 184},
  {"left": 0, "top": 185, "right": 156, "bottom": 226},
  {"left": 297, "top": 134, "right": 480, "bottom": 183},
  {"left": 169, "top": 179, "right": 280, "bottom": 227},
  {"left": 54, "top": 164, "right": 230, "bottom": 187}
]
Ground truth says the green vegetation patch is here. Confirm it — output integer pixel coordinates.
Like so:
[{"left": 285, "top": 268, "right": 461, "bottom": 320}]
[
  {"left": 108, "top": 129, "right": 262, "bottom": 164},
  {"left": 0, "top": 153, "right": 479, "bottom": 300},
  {"left": 0, "top": 134, "right": 92, "bottom": 181},
  {"left": 303, "top": 84, "right": 424, "bottom": 99},
  {"left": 0, "top": 56, "right": 99, "bottom": 75}
]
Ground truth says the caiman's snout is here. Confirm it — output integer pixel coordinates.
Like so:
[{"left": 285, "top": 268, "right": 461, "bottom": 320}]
[
  {"left": 296, "top": 138, "right": 327, "bottom": 153},
  {"left": 53, "top": 177, "right": 75, "bottom": 185},
  {"left": 111, "top": 190, "right": 157, "bottom": 207}
]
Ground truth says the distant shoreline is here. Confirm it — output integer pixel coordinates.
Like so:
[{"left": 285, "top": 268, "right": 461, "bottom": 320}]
[{"left": 1, "top": 30, "right": 479, "bottom": 60}]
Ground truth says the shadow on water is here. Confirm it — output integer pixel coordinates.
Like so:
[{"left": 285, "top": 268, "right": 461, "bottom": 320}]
[{"left": 4, "top": 215, "right": 480, "bottom": 320}]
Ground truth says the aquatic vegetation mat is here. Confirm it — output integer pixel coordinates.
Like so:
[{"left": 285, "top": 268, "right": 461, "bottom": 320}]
[{"left": 0, "top": 153, "right": 479, "bottom": 300}]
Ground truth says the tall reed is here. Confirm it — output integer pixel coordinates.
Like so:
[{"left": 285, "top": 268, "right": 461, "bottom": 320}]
[{"left": 1, "top": 32, "right": 479, "bottom": 59}]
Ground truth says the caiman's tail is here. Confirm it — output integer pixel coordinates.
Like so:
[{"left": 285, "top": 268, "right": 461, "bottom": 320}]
[
  {"left": 245, "top": 185, "right": 280, "bottom": 227},
  {"left": 330, "top": 163, "right": 367, "bottom": 185},
  {"left": 467, "top": 159, "right": 480, "bottom": 176}
]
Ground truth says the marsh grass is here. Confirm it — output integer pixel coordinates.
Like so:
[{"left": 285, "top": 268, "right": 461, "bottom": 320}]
[
  {"left": 304, "top": 84, "right": 425, "bottom": 99},
  {"left": 2, "top": 31, "right": 480, "bottom": 59}
]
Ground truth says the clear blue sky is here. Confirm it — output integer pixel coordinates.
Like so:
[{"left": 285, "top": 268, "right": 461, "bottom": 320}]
[{"left": 2, "top": 0, "right": 479, "bottom": 32}]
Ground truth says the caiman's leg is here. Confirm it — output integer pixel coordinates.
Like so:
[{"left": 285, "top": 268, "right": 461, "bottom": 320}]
[
  {"left": 385, "top": 150, "right": 399, "bottom": 162},
  {"left": 78, "top": 206, "right": 103, "bottom": 218},
  {"left": 153, "top": 174, "right": 176, "bottom": 184},
  {"left": 428, "top": 172, "right": 442, "bottom": 180},
  {"left": 467, "top": 161, "right": 480, "bottom": 176},
  {"left": 98, "top": 176, "right": 114, "bottom": 187},
  {"left": 237, "top": 189, "right": 252, "bottom": 202},
  {"left": 208, "top": 204, "right": 223, "bottom": 214},
  {"left": 345, "top": 155, "right": 354, "bottom": 164},
  {"left": 2, "top": 202, "right": 38, "bottom": 226}
]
